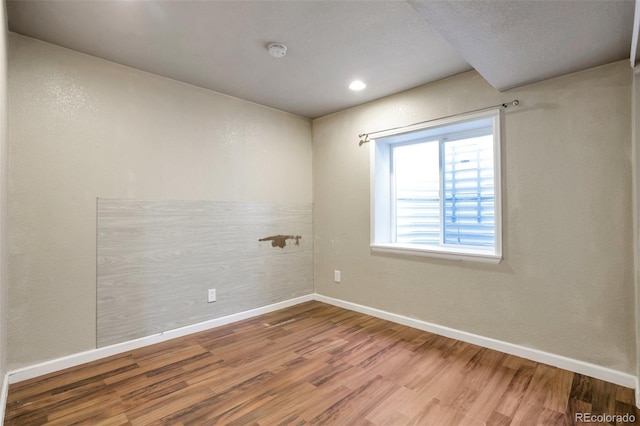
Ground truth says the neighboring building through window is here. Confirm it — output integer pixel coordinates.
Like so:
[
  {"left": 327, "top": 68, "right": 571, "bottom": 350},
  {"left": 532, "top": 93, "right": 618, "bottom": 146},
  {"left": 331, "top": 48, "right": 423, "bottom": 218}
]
[{"left": 371, "top": 109, "right": 502, "bottom": 263}]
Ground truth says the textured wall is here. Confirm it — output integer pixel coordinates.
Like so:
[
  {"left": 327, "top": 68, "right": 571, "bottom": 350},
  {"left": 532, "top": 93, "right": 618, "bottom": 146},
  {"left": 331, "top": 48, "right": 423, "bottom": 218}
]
[
  {"left": 97, "top": 199, "right": 312, "bottom": 347},
  {"left": 1, "top": 3, "right": 9, "bottom": 388},
  {"left": 313, "top": 61, "right": 635, "bottom": 374},
  {"left": 634, "top": 67, "right": 640, "bottom": 395},
  {"left": 7, "top": 33, "right": 312, "bottom": 368}
]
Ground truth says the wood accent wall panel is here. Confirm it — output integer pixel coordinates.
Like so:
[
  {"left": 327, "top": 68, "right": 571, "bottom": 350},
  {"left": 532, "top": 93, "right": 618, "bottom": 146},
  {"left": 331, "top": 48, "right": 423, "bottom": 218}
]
[{"left": 97, "top": 199, "right": 312, "bottom": 347}]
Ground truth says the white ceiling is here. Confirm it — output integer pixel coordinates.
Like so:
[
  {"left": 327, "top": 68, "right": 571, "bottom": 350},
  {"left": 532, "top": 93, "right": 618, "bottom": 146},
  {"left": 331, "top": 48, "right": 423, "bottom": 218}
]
[
  {"left": 411, "top": 0, "right": 635, "bottom": 91},
  {"left": 6, "top": 0, "right": 636, "bottom": 119}
]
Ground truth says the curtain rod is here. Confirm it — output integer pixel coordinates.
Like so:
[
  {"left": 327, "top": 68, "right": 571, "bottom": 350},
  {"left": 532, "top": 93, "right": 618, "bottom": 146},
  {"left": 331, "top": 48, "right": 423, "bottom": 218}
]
[{"left": 358, "top": 99, "right": 520, "bottom": 146}]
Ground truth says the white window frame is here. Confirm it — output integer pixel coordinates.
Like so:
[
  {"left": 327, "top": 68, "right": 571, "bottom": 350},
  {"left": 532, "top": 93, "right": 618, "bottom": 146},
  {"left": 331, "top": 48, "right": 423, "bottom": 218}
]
[{"left": 370, "top": 109, "right": 502, "bottom": 264}]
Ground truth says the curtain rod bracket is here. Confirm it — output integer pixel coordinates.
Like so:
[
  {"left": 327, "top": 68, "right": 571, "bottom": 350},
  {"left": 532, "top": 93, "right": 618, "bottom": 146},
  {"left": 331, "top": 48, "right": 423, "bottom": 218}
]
[{"left": 502, "top": 100, "right": 519, "bottom": 108}]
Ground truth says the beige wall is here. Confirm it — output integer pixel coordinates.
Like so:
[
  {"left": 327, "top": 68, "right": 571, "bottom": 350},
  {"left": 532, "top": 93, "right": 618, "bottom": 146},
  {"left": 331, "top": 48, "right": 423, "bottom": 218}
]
[
  {"left": 634, "top": 66, "right": 640, "bottom": 395},
  {"left": 313, "top": 61, "right": 635, "bottom": 374},
  {"left": 7, "top": 33, "right": 312, "bottom": 369},
  {"left": 1, "top": 1, "right": 8, "bottom": 386}
]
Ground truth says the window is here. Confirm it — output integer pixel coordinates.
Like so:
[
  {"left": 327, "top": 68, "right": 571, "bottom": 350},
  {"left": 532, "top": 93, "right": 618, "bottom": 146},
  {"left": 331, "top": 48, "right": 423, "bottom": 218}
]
[{"left": 371, "top": 109, "right": 502, "bottom": 263}]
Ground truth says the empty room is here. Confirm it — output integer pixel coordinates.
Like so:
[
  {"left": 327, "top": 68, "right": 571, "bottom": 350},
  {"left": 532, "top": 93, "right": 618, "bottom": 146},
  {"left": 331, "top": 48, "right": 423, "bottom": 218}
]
[{"left": 0, "top": 0, "right": 639, "bottom": 424}]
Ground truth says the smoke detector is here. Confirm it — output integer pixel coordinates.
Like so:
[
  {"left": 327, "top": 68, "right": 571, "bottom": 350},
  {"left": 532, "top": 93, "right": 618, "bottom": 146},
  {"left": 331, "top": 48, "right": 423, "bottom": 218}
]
[{"left": 267, "top": 42, "right": 287, "bottom": 58}]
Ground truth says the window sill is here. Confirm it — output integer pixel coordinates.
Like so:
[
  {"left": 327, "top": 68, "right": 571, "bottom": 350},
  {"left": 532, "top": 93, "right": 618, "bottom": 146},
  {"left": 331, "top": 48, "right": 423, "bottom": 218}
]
[{"left": 370, "top": 243, "right": 502, "bottom": 264}]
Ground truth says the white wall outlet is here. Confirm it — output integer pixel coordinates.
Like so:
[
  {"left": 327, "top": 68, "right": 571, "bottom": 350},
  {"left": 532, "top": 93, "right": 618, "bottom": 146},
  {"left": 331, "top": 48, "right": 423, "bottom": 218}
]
[
  {"left": 208, "top": 288, "right": 216, "bottom": 303},
  {"left": 334, "top": 270, "right": 341, "bottom": 283}
]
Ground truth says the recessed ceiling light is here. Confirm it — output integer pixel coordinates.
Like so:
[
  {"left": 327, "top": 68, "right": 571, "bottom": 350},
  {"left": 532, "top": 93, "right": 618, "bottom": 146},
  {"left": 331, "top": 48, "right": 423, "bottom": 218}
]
[{"left": 349, "top": 80, "right": 366, "bottom": 91}]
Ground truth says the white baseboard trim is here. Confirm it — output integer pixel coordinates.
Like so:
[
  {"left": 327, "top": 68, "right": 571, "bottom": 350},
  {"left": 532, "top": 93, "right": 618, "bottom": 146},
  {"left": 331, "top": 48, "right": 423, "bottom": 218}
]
[
  {"left": 0, "top": 372, "right": 8, "bottom": 425},
  {"left": 314, "top": 294, "right": 637, "bottom": 390},
  {"left": 7, "top": 294, "right": 314, "bottom": 385},
  {"left": 5, "top": 292, "right": 637, "bottom": 396}
]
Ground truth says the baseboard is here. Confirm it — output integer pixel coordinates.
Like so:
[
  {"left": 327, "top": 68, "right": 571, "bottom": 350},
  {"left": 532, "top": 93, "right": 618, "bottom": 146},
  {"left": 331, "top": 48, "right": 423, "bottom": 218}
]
[
  {"left": 7, "top": 294, "right": 314, "bottom": 385},
  {"left": 314, "top": 294, "right": 637, "bottom": 390},
  {"left": 6, "top": 292, "right": 637, "bottom": 395},
  {"left": 0, "top": 372, "right": 8, "bottom": 424}
]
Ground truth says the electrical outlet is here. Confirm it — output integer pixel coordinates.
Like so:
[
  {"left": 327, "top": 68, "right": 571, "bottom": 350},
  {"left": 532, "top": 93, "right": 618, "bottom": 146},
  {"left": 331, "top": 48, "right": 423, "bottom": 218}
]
[
  {"left": 208, "top": 288, "right": 216, "bottom": 303},
  {"left": 334, "top": 270, "right": 341, "bottom": 283}
]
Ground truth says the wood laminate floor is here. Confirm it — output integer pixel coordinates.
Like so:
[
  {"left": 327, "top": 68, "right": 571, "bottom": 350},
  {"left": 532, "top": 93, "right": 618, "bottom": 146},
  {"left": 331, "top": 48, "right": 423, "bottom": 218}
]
[{"left": 4, "top": 301, "right": 638, "bottom": 425}]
